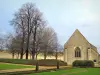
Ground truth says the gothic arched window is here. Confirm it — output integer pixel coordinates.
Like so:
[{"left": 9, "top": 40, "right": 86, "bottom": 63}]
[{"left": 75, "top": 47, "right": 81, "bottom": 57}]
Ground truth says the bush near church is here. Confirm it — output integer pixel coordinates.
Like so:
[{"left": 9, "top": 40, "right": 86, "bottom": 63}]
[{"left": 72, "top": 60, "right": 94, "bottom": 67}]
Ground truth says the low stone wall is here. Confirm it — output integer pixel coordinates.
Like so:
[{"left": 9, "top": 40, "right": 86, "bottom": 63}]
[{"left": 0, "top": 51, "right": 64, "bottom": 60}]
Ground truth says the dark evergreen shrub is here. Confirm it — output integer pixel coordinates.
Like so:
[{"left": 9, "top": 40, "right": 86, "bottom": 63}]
[{"left": 72, "top": 60, "right": 94, "bottom": 67}]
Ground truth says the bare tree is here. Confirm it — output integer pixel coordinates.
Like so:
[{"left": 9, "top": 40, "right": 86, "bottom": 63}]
[
  {"left": 0, "top": 37, "right": 5, "bottom": 51},
  {"left": 54, "top": 43, "right": 63, "bottom": 60},
  {"left": 31, "top": 12, "right": 46, "bottom": 59},
  {"left": 10, "top": 3, "right": 60, "bottom": 61},
  {"left": 11, "top": 7, "right": 27, "bottom": 59},
  {"left": 6, "top": 34, "right": 18, "bottom": 59},
  {"left": 0, "top": 33, "right": 7, "bottom": 51},
  {"left": 19, "top": 3, "right": 46, "bottom": 59},
  {"left": 11, "top": 3, "right": 45, "bottom": 59},
  {"left": 40, "top": 27, "right": 56, "bottom": 60},
  {"left": 34, "top": 24, "right": 46, "bottom": 59},
  {"left": 22, "top": 3, "right": 35, "bottom": 59}
]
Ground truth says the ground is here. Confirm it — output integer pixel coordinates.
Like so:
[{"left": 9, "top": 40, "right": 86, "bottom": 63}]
[
  {"left": 25, "top": 68, "right": 100, "bottom": 75},
  {"left": 0, "top": 62, "right": 100, "bottom": 75},
  {"left": 0, "top": 52, "right": 99, "bottom": 75},
  {"left": 0, "top": 63, "right": 34, "bottom": 70}
]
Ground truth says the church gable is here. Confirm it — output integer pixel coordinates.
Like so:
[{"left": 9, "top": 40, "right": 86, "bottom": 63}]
[
  {"left": 64, "top": 29, "right": 90, "bottom": 48},
  {"left": 64, "top": 29, "right": 99, "bottom": 65}
]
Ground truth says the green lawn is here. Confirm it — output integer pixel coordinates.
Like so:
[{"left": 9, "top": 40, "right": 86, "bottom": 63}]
[
  {"left": 25, "top": 68, "right": 100, "bottom": 75},
  {"left": 0, "top": 63, "right": 34, "bottom": 70}
]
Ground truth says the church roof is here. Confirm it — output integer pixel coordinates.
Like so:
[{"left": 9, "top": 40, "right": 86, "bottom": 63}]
[
  {"left": 64, "top": 29, "right": 97, "bottom": 51},
  {"left": 89, "top": 43, "right": 97, "bottom": 50}
]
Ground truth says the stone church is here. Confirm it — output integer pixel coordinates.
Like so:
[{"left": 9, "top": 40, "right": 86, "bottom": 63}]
[{"left": 64, "top": 29, "right": 99, "bottom": 65}]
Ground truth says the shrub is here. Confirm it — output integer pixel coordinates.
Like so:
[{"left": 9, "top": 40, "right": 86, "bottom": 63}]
[
  {"left": 0, "top": 58, "right": 67, "bottom": 66},
  {"left": 72, "top": 60, "right": 94, "bottom": 67}
]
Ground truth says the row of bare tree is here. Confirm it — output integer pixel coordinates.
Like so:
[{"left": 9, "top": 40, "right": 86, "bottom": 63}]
[
  {"left": 0, "top": 36, "right": 6, "bottom": 51},
  {"left": 6, "top": 3, "right": 63, "bottom": 60}
]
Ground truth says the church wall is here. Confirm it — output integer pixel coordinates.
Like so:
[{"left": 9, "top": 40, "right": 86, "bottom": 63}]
[
  {"left": 90, "top": 49, "right": 99, "bottom": 63},
  {"left": 65, "top": 43, "right": 94, "bottom": 65},
  {"left": 64, "top": 48, "right": 67, "bottom": 62},
  {"left": 65, "top": 46, "right": 99, "bottom": 65},
  {"left": 65, "top": 45, "right": 88, "bottom": 65},
  {"left": 88, "top": 48, "right": 92, "bottom": 60},
  {"left": 99, "top": 55, "right": 100, "bottom": 61},
  {"left": 65, "top": 47, "right": 74, "bottom": 65},
  {"left": 98, "top": 55, "right": 100, "bottom": 66},
  {"left": 81, "top": 46, "right": 88, "bottom": 60}
]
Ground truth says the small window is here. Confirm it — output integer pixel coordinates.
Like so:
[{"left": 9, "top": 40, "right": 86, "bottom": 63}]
[
  {"left": 94, "top": 60, "right": 96, "bottom": 62},
  {"left": 75, "top": 47, "right": 81, "bottom": 57}
]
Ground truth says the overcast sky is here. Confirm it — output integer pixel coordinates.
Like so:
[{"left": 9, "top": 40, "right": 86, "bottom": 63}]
[{"left": 0, "top": 0, "right": 100, "bottom": 52}]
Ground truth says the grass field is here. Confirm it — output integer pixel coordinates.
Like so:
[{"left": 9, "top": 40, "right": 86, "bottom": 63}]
[
  {"left": 25, "top": 68, "right": 100, "bottom": 75},
  {"left": 0, "top": 63, "right": 34, "bottom": 70}
]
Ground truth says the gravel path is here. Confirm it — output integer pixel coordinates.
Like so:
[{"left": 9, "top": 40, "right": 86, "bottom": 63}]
[
  {"left": 0, "top": 66, "right": 70, "bottom": 74},
  {"left": 0, "top": 62, "right": 70, "bottom": 74}
]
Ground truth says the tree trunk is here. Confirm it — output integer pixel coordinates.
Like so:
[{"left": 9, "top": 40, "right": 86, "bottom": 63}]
[
  {"left": 30, "top": 53, "right": 32, "bottom": 59},
  {"left": 12, "top": 52, "right": 14, "bottom": 59},
  {"left": 26, "top": 16, "right": 30, "bottom": 59},
  {"left": 32, "top": 50, "right": 35, "bottom": 59},
  {"left": 56, "top": 49, "right": 58, "bottom": 60},
  {"left": 44, "top": 53, "right": 46, "bottom": 60},
  {"left": 26, "top": 34, "right": 30, "bottom": 59},
  {"left": 35, "top": 60, "right": 39, "bottom": 71},
  {"left": 20, "top": 20, "right": 25, "bottom": 59},
  {"left": 20, "top": 49, "right": 23, "bottom": 59},
  {"left": 36, "top": 53, "right": 38, "bottom": 60},
  {"left": 44, "top": 49, "right": 47, "bottom": 60},
  {"left": 32, "top": 24, "right": 37, "bottom": 60},
  {"left": 57, "top": 60, "right": 59, "bottom": 69},
  {"left": 20, "top": 33, "right": 25, "bottom": 59},
  {"left": 17, "top": 53, "right": 19, "bottom": 59}
]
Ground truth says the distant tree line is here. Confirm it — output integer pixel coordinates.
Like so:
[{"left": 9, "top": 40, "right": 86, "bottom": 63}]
[
  {"left": 4, "top": 3, "right": 63, "bottom": 60},
  {"left": 0, "top": 35, "right": 6, "bottom": 51}
]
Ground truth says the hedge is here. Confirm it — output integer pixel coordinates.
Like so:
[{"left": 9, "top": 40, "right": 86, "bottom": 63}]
[
  {"left": 72, "top": 60, "right": 94, "bottom": 67},
  {"left": 0, "top": 58, "right": 67, "bottom": 66}
]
